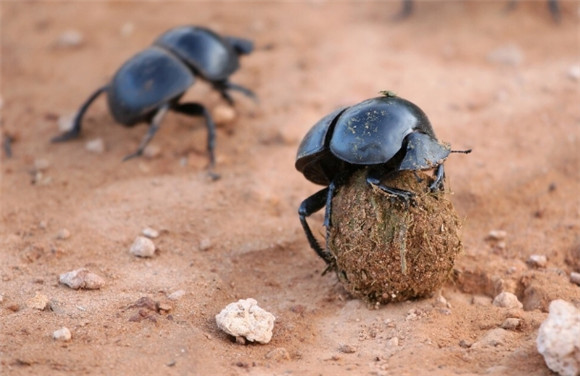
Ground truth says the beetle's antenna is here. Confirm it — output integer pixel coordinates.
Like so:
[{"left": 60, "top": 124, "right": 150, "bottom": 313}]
[{"left": 451, "top": 149, "right": 472, "bottom": 154}]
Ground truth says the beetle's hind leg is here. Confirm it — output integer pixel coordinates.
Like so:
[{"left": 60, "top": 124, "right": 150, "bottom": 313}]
[
  {"left": 52, "top": 86, "right": 107, "bottom": 143},
  {"left": 123, "top": 104, "right": 169, "bottom": 162}
]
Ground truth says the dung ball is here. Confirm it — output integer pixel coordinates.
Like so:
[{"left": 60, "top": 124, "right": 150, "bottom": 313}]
[{"left": 328, "top": 168, "right": 463, "bottom": 304}]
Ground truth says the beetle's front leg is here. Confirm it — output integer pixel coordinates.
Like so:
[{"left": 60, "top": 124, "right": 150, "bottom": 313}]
[
  {"left": 299, "top": 188, "right": 335, "bottom": 265},
  {"left": 366, "top": 169, "right": 415, "bottom": 207},
  {"left": 429, "top": 164, "right": 445, "bottom": 192}
]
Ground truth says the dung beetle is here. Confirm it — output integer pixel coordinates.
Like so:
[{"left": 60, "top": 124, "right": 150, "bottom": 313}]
[
  {"left": 393, "top": 0, "right": 560, "bottom": 22},
  {"left": 295, "top": 91, "right": 470, "bottom": 264},
  {"left": 52, "top": 25, "right": 256, "bottom": 170}
]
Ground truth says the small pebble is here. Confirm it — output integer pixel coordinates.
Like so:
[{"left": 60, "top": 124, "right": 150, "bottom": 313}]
[
  {"left": 386, "top": 337, "right": 399, "bottom": 348},
  {"left": 59, "top": 268, "right": 105, "bottom": 290},
  {"left": 167, "top": 290, "right": 186, "bottom": 301},
  {"left": 199, "top": 238, "right": 212, "bottom": 251},
  {"left": 55, "top": 30, "right": 84, "bottom": 48},
  {"left": 570, "top": 272, "right": 580, "bottom": 286},
  {"left": 527, "top": 254, "right": 547, "bottom": 268},
  {"left": 493, "top": 292, "right": 523, "bottom": 309},
  {"left": 212, "top": 104, "right": 237, "bottom": 126},
  {"left": 338, "top": 344, "right": 357, "bottom": 354},
  {"left": 85, "top": 138, "right": 105, "bottom": 153},
  {"left": 143, "top": 144, "right": 162, "bottom": 159},
  {"left": 58, "top": 113, "right": 76, "bottom": 132},
  {"left": 501, "top": 318, "right": 521, "bottom": 330},
  {"left": 129, "top": 236, "right": 156, "bottom": 258},
  {"left": 27, "top": 292, "right": 50, "bottom": 310},
  {"left": 56, "top": 228, "right": 71, "bottom": 240},
  {"left": 53, "top": 327, "right": 72, "bottom": 341},
  {"left": 567, "top": 65, "right": 580, "bottom": 81},
  {"left": 34, "top": 158, "right": 50, "bottom": 172},
  {"left": 487, "top": 230, "right": 507, "bottom": 241},
  {"left": 141, "top": 227, "right": 159, "bottom": 239},
  {"left": 120, "top": 22, "right": 134, "bottom": 37},
  {"left": 265, "top": 347, "right": 291, "bottom": 361}
]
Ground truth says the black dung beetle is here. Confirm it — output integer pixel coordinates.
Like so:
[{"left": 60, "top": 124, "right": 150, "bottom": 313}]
[
  {"left": 52, "top": 25, "right": 256, "bottom": 170},
  {"left": 393, "top": 0, "right": 561, "bottom": 22},
  {"left": 295, "top": 91, "right": 470, "bottom": 264}
]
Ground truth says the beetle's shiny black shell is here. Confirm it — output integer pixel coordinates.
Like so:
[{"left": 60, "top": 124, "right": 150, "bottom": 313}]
[
  {"left": 295, "top": 95, "right": 449, "bottom": 185},
  {"left": 107, "top": 47, "right": 194, "bottom": 126},
  {"left": 155, "top": 26, "right": 239, "bottom": 82}
]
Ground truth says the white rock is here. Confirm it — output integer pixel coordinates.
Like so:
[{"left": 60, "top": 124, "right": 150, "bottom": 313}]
[
  {"left": 199, "top": 238, "right": 212, "bottom": 251},
  {"left": 56, "top": 228, "right": 71, "bottom": 240},
  {"left": 567, "top": 65, "right": 580, "bottom": 81},
  {"left": 58, "top": 113, "right": 76, "bottom": 132},
  {"left": 85, "top": 138, "right": 105, "bottom": 153},
  {"left": 120, "top": 22, "right": 134, "bottom": 37},
  {"left": 53, "top": 327, "right": 72, "bottom": 341},
  {"left": 487, "top": 230, "right": 507, "bottom": 241},
  {"left": 527, "top": 255, "right": 547, "bottom": 268},
  {"left": 129, "top": 236, "right": 156, "bottom": 257},
  {"left": 141, "top": 227, "right": 159, "bottom": 239},
  {"left": 212, "top": 104, "right": 237, "bottom": 126},
  {"left": 56, "top": 30, "right": 84, "bottom": 48},
  {"left": 493, "top": 292, "right": 523, "bottom": 309},
  {"left": 570, "top": 272, "right": 580, "bottom": 286},
  {"left": 537, "top": 300, "right": 580, "bottom": 376},
  {"left": 215, "top": 298, "right": 275, "bottom": 344},
  {"left": 59, "top": 268, "right": 105, "bottom": 290}
]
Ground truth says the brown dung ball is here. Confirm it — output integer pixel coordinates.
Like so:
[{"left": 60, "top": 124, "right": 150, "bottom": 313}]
[{"left": 328, "top": 168, "right": 463, "bottom": 304}]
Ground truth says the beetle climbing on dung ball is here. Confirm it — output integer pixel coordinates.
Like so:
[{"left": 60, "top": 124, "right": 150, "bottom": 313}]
[
  {"left": 295, "top": 92, "right": 471, "bottom": 304},
  {"left": 52, "top": 25, "right": 256, "bottom": 173}
]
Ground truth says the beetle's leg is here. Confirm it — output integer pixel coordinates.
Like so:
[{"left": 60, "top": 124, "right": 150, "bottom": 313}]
[
  {"left": 366, "top": 169, "right": 415, "bottom": 204},
  {"left": 429, "top": 164, "right": 445, "bottom": 192},
  {"left": 173, "top": 102, "right": 218, "bottom": 176},
  {"left": 392, "top": 0, "right": 413, "bottom": 21},
  {"left": 214, "top": 81, "right": 258, "bottom": 104},
  {"left": 123, "top": 104, "right": 169, "bottom": 161},
  {"left": 3, "top": 133, "right": 13, "bottom": 158},
  {"left": 52, "top": 85, "right": 107, "bottom": 143},
  {"left": 299, "top": 188, "right": 335, "bottom": 265},
  {"left": 548, "top": 0, "right": 561, "bottom": 22}
]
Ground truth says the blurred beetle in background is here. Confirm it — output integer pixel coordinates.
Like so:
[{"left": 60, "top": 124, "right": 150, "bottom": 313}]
[
  {"left": 393, "top": 0, "right": 561, "bottom": 22},
  {"left": 52, "top": 25, "right": 256, "bottom": 173}
]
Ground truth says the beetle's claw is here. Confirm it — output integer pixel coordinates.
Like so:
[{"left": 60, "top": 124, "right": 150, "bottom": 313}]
[
  {"left": 122, "top": 150, "right": 142, "bottom": 162},
  {"left": 51, "top": 130, "right": 80, "bottom": 143}
]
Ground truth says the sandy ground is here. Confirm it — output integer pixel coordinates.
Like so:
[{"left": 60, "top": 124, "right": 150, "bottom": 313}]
[{"left": 1, "top": 1, "right": 579, "bottom": 375}]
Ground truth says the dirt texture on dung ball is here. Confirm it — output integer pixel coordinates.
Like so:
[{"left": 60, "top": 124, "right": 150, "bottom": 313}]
[{"left": 329, "top": 168, "right": 463, "bottom": 304}]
